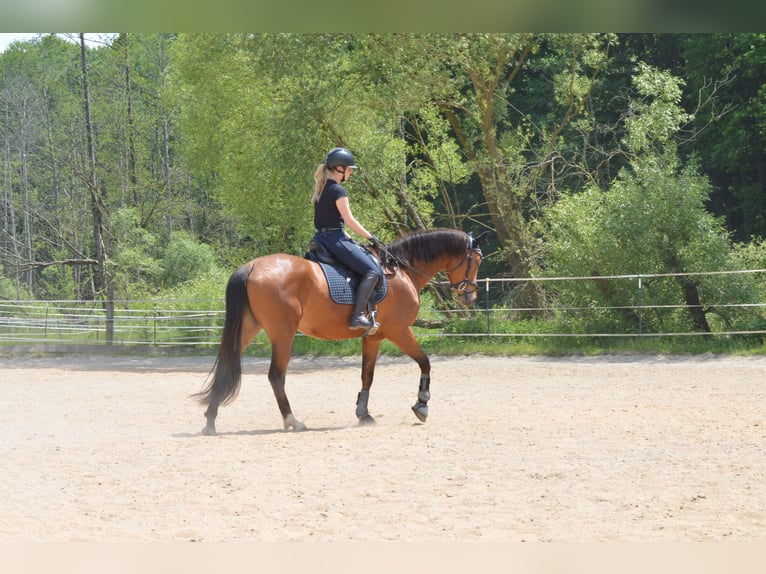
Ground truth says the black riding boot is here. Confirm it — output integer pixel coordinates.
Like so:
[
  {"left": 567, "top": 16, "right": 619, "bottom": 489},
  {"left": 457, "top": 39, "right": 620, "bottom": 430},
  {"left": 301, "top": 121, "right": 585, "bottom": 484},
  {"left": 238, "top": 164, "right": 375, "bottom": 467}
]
[{"left": 349, "top": 271, "right": 380, "bottom": 330}]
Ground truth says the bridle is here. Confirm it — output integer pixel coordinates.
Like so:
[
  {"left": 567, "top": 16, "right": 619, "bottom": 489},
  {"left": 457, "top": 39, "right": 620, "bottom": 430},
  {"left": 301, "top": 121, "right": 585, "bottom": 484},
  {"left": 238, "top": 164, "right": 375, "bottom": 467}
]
[{"left": 447, "top": 234, "right": 483, "bottom": 296}]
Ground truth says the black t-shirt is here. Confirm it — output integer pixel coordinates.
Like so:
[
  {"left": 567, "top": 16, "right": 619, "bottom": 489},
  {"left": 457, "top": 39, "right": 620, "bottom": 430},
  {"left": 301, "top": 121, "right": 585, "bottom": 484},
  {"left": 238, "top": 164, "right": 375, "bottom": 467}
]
[{"left": 314, "top": 179, "right": 348, "bottom": 230}]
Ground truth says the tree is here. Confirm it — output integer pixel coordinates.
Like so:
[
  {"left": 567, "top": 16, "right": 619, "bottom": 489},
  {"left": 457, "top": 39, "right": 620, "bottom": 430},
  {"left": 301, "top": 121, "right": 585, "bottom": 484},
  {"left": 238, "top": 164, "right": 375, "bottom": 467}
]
[
  {"left": 380, "top": 34, "right": 616, "bottom": 307},
  {"left": 171, "top": 34, "right": 619, "bottom": 302},
  {"left": 2, "top": 32, "right": 765, "bottom": 329},
  {"left": 171, "top": 33, "right": 439, "bottom": 256},
  {"left": 681, "top": 33, "right": 766, "bottom": 241},
  {"left": 1, "top": 33, "right": 221, "bottom": 304},
  {"left": 1, "top": 39, "right": 47, "bottom": 295},
  {"left": 1, "top": 34, "right": 99, "bottom": 300},
  {"left": 543, "top": 65, "right": 744, "bottom": 333},
  {"left": 79, "top": 33, "right": 115, "bottom": 342}
]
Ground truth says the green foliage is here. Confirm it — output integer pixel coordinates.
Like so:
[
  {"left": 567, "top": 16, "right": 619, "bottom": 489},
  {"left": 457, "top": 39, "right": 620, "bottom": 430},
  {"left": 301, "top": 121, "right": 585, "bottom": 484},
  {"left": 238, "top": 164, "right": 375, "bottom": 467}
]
[
  {"left": 162, "top": 264, "right": 229, "bottom": 302},
  {"left": 160, "top": 232, "right": 219, "bottom": 288},
  {"left": 536, "top": 58, "right": 764, "bottom": 335},
  {"left": 2, "top": 33, "right": 766, "bottom": 357},
  {"left": 174, "top": 35, "right": 349, "bottom": 253},
  {"left": 111, "top": 207, "right": 162, "bottom": 296},
  {"left": 0, "top": 266, "right": 31, "bottom": 300},
  {"left": 623, "top": 62, "right": 691, "bottom": 154},
  {"left": 729, "top": 238, "right": 766, "bottom": 309},
  {"left": 680, "top": 34, "right": 766, "bottom": 240},
  {"left": 542, "top": 152, "right": 761, "bottom": 334}
]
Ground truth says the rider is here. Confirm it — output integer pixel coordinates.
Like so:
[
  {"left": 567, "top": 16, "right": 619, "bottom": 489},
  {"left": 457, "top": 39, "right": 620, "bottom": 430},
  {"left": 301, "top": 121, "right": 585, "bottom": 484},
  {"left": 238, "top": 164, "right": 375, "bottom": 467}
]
[{"left": 312, "top": 147, "right": 385, "bottom": 331}]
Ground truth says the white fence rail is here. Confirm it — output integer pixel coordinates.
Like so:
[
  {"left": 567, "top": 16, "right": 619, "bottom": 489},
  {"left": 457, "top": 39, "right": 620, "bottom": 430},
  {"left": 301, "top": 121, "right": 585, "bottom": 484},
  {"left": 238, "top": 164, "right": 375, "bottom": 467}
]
[
  {"left": 428, "top": 268, "right": 766, "bottom": 339},
  {"left": 1, "top": 269, "right": 765, "bottom": 347},
  {"left": 0, "top": 300, "right": 223, "bottom": 347}
]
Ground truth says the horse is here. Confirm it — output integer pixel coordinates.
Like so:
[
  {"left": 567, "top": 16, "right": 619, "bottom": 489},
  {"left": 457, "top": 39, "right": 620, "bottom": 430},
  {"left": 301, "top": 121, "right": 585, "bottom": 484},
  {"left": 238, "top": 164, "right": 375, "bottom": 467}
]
[{"left": 193, "top": 228, "right": 489, "bottom": 435}]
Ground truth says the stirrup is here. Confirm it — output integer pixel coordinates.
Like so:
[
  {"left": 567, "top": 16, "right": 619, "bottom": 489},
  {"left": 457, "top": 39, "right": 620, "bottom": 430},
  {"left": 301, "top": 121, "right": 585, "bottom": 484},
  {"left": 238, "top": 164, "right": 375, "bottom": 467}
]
[
  {"left": 364, "top": 322, "right": 380, "bottom": 337},
  {"left": 363, "top": 309, "right": 380, "bottom": 337},
  {"left": 349, "top": 315, "right": 373, "bottom": 330},
  {"left": 349, "top": 310, "right": 380, "bottom": 335}
]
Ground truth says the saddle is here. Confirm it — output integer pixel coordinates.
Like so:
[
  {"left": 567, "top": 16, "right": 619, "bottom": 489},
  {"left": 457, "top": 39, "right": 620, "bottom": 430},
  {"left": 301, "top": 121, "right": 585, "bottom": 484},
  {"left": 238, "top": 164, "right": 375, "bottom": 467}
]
[{"left": 305, "top": 240, "right": 388, "bottom": 307}]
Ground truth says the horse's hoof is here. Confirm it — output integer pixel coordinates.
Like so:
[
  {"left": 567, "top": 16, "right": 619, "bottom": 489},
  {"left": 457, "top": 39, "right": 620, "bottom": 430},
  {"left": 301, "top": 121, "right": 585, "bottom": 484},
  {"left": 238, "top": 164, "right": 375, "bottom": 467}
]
[
  {"left": 201, "top": 425, "right": 217, "bottom": 436},
  {"left": 411, "top": 402, "right": 428, "bottom": 423},
  {"left": 358, "top": 414, "right": 376, "bottom": 426},
  {"left": 284, "top": 414, "right": 307, "bottom": 431}
]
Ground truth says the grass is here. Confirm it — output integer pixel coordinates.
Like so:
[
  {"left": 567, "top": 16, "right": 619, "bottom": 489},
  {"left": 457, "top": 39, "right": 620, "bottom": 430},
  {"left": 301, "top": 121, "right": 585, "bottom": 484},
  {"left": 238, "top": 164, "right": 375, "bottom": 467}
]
[
  {"left": 3, "top": 333, "right": 764, "bottom": 360},
  {"left": 238, "top": 330, "right": 766, "bottom": 359},
  {"left": 3, "top": 306, "right": 765, "bottom": 358}
]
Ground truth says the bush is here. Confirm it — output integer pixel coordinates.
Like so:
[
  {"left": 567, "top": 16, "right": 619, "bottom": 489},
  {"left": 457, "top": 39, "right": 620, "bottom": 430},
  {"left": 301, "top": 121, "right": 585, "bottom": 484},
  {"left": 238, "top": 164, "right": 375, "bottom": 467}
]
[
  {"left": 0, "top": 269, "right": 31, "bottom": 300},
  {"left": 161, "top": 232, "right": 219, "bottom": 287}
]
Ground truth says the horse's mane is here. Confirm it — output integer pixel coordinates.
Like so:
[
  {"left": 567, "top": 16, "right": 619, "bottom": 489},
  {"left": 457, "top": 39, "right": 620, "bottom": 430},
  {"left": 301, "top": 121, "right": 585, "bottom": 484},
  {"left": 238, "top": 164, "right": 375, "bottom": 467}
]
[{"left": 384, "top": 229, "right": 467, "bottom": 268}]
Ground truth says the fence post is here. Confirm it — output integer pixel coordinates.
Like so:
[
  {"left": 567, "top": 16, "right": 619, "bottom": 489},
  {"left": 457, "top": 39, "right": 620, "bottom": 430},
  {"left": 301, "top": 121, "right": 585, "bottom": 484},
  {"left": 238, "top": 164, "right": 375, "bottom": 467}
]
[
  {"left": 637, "top": 276, "right": 643, "bottom": 336},
  {"left": 485, "top": 278, "right": 491, "bottom": 338}
]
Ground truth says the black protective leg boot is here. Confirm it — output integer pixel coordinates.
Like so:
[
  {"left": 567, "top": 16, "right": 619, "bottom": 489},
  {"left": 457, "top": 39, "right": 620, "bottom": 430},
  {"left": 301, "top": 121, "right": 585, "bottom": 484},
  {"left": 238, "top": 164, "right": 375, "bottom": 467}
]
[{"left": 349, "top": 272, "right": 380, "bottom": 330}]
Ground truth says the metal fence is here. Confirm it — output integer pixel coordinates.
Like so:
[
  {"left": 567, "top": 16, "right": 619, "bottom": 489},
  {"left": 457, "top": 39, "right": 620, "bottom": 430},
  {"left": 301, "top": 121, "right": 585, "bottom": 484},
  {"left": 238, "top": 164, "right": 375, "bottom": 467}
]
[
  {"left": 0, "top": 300, "right": 224, "bottom": 347},
  {"left": 435, "top": 268, "right": 766, "bottom": 339},
  {"left": 1, "top": 269, "right": 765, "bottom": 347}
]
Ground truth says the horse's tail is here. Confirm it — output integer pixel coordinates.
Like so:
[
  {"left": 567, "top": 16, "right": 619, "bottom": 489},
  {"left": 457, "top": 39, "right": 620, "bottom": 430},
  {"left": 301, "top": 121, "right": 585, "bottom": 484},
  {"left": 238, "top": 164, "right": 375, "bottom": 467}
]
[{"left": 193, "top": 263, "right": 254, "bottom": 408}]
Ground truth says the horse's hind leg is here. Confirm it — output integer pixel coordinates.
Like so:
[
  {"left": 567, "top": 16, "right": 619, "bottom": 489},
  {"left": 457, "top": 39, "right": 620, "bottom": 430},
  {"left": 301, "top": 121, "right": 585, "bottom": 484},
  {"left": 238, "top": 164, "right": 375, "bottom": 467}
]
[
  {"left": 267, "top": 333, "right": 306, "bottom": 431},
  {"left": 201, "top": 307, "right": 261, "bottom": 435}
]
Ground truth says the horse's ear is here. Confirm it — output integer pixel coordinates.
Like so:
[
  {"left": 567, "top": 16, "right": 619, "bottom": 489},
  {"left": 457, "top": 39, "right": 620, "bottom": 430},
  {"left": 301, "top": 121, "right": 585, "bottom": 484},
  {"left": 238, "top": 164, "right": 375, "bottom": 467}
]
[{"left": 472, "top": 231, "right": 490, "bottom": 247}]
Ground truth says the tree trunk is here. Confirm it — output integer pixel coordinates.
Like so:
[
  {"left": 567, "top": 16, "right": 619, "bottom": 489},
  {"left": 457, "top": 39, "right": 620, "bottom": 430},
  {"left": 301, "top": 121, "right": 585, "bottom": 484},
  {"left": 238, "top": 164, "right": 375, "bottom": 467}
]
[
  {"left": 18, "top": 94, "right": 35, "bottom": 294},
  {"left": 1, "top": 103, "right": 23, "bottom": 298},
  {"left": 677, "top": 276, "right": 711, "bottom": 332},
  {"left": 158, "top": 34, "right": 174, "bottom": 236},
  {"left": 80, "top": 33, "right": 115, "bottom": 344},
  {"left": 667, "top": 254, "right": 711, "bottom": 332},
  {"left": 123, "top": 33, "right": 139, "bottom": 206}
]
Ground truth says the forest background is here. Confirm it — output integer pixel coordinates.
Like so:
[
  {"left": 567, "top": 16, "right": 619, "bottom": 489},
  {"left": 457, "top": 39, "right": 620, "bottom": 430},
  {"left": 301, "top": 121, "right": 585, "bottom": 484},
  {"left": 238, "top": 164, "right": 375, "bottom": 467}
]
[{"left": 2, "top": 33, "right": 766, "bottom": 347}]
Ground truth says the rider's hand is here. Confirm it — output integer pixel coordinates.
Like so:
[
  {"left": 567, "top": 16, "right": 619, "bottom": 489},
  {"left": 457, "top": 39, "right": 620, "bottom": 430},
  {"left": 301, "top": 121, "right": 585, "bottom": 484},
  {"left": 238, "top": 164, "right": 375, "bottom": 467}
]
[{"left": 369, "top": 234, "right": 385, "bottom": 251}]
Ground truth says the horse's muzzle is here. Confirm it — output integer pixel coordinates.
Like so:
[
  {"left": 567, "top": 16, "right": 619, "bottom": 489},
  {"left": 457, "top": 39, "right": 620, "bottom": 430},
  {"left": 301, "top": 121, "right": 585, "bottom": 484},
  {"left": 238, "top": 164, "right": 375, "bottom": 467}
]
[{"left": 455, "top": 289, "right": 478, "bottom": 307}]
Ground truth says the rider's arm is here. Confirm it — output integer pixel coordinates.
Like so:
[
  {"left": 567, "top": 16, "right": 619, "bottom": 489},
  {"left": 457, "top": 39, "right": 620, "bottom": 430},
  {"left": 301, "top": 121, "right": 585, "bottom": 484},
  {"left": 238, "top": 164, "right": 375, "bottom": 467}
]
[{"left": 336, "top": 196, "right": 372, "bottom": 240}]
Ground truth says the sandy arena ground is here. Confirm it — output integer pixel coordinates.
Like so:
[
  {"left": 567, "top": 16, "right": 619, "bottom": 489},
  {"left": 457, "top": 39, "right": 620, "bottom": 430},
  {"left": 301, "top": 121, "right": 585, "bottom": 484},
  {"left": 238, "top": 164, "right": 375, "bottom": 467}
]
[{"left": 0, "top": 352, "right": 764, "bottom": 542}]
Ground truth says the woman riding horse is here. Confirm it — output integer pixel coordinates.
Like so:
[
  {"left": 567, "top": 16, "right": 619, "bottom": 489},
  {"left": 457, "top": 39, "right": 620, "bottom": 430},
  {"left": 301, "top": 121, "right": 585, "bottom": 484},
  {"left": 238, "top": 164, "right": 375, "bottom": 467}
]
[
  {"left": 311, "top": 147, "right": 385, "bottom": 331},
  {"left": 195, "top": 148, "right": 486, "bottom": 435},
  {"left": 194, "top": 222, "right": 489, "bottom": 435}
]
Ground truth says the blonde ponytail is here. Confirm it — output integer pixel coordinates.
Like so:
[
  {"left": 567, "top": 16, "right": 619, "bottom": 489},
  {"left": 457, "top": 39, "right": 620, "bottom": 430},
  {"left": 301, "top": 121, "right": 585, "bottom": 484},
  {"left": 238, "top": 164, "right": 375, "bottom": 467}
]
[{"left": 311, "top": 163, "right": 329, "bottom": 203}]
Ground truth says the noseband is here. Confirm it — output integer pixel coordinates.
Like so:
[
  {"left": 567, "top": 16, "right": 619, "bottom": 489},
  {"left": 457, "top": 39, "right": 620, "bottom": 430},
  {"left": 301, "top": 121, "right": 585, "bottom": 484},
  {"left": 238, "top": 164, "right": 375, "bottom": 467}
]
[{"left": 448, "top": 235, "right": 483, "bottom": 296}]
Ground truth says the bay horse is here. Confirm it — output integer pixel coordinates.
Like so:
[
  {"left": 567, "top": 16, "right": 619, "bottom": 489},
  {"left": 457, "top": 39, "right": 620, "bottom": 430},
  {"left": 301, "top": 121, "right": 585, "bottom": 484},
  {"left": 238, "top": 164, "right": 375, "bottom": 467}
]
[{"left": 193, "top": 228, "right": 489, "bottom": 435}]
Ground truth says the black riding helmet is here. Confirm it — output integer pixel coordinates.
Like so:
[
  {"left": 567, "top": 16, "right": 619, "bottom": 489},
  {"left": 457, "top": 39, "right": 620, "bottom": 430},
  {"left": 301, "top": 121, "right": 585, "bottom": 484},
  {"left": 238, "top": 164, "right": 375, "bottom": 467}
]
[{"left": 325, "top": 147, "right": 358, "bottom": 170}]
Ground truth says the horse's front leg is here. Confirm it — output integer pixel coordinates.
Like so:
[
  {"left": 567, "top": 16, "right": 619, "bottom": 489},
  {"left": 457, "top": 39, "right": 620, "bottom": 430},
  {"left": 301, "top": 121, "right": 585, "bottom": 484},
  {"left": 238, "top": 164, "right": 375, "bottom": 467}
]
[
  {"left": 388, "top": 327, "right": 431, "bottom": 422},
  {"left": 412, "top": 372, "right": 431, "bottom": 423},
  {"left": 356, "top": 336, "right": 381, "bottom": 425}
]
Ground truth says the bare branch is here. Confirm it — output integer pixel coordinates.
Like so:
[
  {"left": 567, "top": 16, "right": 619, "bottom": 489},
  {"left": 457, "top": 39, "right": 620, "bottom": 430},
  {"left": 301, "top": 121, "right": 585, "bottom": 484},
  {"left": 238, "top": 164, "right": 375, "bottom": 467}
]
[
  {"left": 13, "top": 258, "right": 99, "bottom": 273},
  {"left": 677, "top": 72, "right": 737, "bottom": 146}
]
